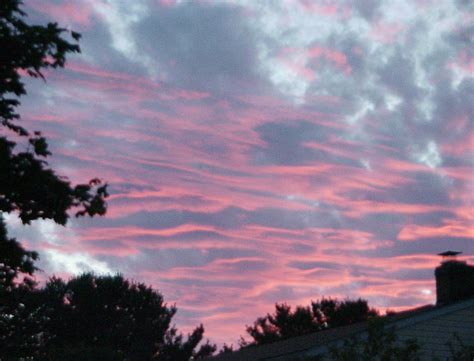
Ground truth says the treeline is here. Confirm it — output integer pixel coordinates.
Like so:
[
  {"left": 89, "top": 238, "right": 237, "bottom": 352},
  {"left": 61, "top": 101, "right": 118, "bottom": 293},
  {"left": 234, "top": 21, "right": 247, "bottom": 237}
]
[
  {"left": 1, "top": 223, "right": 215, "bottom": 360},
  {"left": 1, "top": 213, "right": 379, "bottom": 360},
  {"left": 0, "top": 213, "right": 381, "bottom": 360},
  {"left": 242, "top": 298, "right": 377, "bottom": 347}
]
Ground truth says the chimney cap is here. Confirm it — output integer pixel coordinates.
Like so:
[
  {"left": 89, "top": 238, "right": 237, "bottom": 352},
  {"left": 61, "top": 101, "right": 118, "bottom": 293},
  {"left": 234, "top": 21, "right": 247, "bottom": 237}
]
[{"left": 438, "top": 250, "right": 462, "bottom": 257}]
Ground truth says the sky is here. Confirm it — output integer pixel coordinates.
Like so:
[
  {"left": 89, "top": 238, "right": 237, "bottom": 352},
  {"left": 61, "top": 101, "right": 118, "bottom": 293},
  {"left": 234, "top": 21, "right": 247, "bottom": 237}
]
[{"left": 5, "top": 0, "right": 473, "bottom": 346}]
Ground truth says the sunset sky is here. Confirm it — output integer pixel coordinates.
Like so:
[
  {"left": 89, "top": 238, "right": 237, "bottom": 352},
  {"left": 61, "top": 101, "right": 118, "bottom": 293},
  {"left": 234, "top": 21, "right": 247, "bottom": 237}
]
[{"left": 6, "top": 0, "right": 473, "bottom": 346}]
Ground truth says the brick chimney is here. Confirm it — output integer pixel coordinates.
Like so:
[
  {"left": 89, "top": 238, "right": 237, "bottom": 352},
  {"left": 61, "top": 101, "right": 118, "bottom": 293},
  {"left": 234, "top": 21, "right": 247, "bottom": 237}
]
[{"left": 435, "top": 251, "right": 474, "bottom": 305}]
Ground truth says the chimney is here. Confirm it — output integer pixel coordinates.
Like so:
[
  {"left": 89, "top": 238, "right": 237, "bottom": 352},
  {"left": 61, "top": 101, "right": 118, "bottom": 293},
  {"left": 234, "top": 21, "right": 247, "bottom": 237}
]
[{"left": 435, "top": 251, "right": 474, "bottom": 305}]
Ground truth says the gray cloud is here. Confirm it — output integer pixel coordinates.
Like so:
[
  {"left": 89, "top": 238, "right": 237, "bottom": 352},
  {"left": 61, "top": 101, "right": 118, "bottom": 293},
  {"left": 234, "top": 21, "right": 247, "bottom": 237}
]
[
  {"left": 133, "top": 1, "right": 263, "bottom": 93},
  {"left": 351, "top": 0, "right": 382, "bottom": 20},
  {"left": 377, "top": 48, "right": 424, "bottom": 101},
  {"left": 364, "top": 172, "right": 451, "bottom": 205},
  {"left": 253, "top": 120, "right": 360, "bottom": 167},
  {"left": 82, "top": 205, "right": 342, "bottom": 232}
]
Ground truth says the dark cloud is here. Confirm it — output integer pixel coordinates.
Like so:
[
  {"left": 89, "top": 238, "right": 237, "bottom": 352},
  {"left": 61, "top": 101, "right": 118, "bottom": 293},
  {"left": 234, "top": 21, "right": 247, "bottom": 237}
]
[
  {"left": 351, "top": 0, "right": 382, "bottom": 20},
  {"left": 79, "top": 22, "right": 151, "bottom": 78},
  {"left": 84, "top": 205, "right": 342, "bottom": 232},
  {"left": 288, "top": 260, "right": 342, "bottom": 271},
  {"left": 364, "top": 172, "right": 451, "bottom": 205},
  {"left": 433, "top": 78, "right": 474, "bottom": 131},
  {"left": 454, "top": 0, "right": 474, "bottom": 8},
  {"left": 390, "top": 267, "right": 434, "bottom": 281},
  {"left": 133, "top": 1, "right": 262, "bottom": 93},
  {"left": 377, "top": 49, "right": 423, "bottom": 101},
  {"left": 253, "top": 120, "right": 359, "bottom": 166},
  {"left": 358, "top": 237, "right": 474, "bottom": 258}
]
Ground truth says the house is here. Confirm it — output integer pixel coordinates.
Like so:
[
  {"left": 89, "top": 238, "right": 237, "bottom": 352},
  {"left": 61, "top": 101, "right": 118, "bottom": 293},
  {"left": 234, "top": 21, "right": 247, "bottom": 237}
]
[{"left": 210, "top": 252, "right": 474, "bottom": 360}]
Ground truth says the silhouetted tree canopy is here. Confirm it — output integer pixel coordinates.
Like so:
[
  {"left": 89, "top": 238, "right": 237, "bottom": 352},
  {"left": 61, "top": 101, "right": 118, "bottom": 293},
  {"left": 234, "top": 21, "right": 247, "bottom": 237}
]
[
  {"left": 1, "top": 2, "right": 112, "bottom": 359},
  {"left": 243, "top": 298, "right": 378, "bottom": 346},
  {"left": 0, "top": 218, "right": 44, "bottom": 358},
  {"left": 0, "top": 217, "right": 37, "bottom": 290},
  {"left": 1, "top": 273, "right": 216, "bottom": 360},
  {"left": 0, "top": 0, "right": 108, "bottom": 225}
]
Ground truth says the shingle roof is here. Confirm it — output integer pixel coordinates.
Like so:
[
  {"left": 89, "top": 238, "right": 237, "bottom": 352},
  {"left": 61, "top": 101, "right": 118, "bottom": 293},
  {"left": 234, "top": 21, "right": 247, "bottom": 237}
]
[
  {"left": 210, "top": 321, "right": 368, "bottom": 361},
  {"left": 209, "top": 298, "right": 474, "bottom": 361}
]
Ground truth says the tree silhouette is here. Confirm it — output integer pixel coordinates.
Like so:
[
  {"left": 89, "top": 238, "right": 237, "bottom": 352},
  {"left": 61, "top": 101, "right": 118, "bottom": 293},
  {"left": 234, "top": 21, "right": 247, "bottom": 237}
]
[
  {"left": 243, "top": 298, "right": 378, "bottom": 346},
  {"left": 0, "top": 217, "right": 37, "bottom": 291},
  {"left": 2, "top": 273, "right": 216, "bottom": 360},
  {"left": 0, "top": 216, "right": 45, "bottom": 358},
  {"left": 0, "top": 0, "right": 108, "bottom": 226},
  {"left": 0, "top": 1, "right": 107, "bottom": 358},
  {"left": 0, "top": 0, "right": 109, "bottom": 288}
]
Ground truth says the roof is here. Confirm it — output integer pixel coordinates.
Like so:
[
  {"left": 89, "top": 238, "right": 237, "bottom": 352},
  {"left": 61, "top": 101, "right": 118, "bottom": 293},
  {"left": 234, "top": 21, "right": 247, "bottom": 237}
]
[{"left": 209, "top": 297, "right": 474, "bottom": 361}]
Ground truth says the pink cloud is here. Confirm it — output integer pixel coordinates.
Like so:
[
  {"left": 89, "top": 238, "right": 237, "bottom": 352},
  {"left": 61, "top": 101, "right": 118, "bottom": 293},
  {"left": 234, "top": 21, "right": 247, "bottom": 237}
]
[
  {"left": 370, "top": 22, "right": 407, "bottom": 43},
  {"left": 26, "top": 0, "right": 93, "bottom": 27},
  {"left": 279, "top": 46, "right": 352, "bottom": 75},
  {"left": 307, "top": 46, "right": 352, "bottom": 74},
  {"left": 398, "top": 221, "right": 474, "bottom": 241}
]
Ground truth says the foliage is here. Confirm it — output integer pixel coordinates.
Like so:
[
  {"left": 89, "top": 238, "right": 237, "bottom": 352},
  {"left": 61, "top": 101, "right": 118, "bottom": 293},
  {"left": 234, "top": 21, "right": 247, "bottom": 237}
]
[
  {"left": 0, "top": 2, "right": 109, "bottom": 356},
  {"left": 0, "top": 216, "right": 37, "bottom": 291},
  {"left": 2, "top": 273, "right": 215, "bottom": 360},
  {"left": 219, "top": 343, "right": 235, "bottom": 354},
  {"left": 242, "top": 298, "right": 378, "bottom": 346},
  {"left": 0, "top": 217, "right": 44, "bottom": 359},
  {"left": 0, "top": 0, "right": 108, "bottom": 297},
  {"left": 0, "top": 0, "right": 108, "bottom": 226}
]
